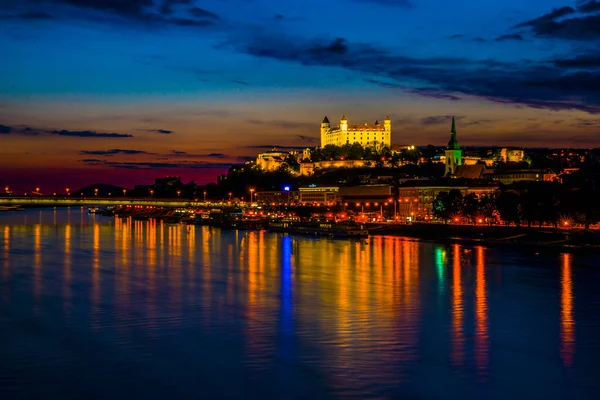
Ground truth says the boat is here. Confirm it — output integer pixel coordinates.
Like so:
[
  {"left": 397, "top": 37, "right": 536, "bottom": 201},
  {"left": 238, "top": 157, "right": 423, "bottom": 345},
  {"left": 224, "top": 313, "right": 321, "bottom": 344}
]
[
  {"left": 0, "top": 205, "right": 24, "bottom": 212},
  {"left": 268, "top": 219, "right": 368, "bottom": 238},
  {"left": 88, "top": 207, "right": 100, "bottom": 214}
]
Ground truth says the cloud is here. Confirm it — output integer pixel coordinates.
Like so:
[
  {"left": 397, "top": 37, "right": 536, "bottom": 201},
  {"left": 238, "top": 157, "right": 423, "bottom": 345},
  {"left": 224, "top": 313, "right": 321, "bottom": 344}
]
[
  {"left": 8, "top": 0, "right": 218, "bottom": 28},
  {"left": 351, "top": 0, "right": 413, "bottom": 7},
  {"left": 495, "top": 33, "right": 523, "bottom": 41},
  {"left": 420, "top": 115, "right": 464, "bottom": 126},
  {"left": 233, "top": 32, "right": 600, "bottom": 113},
  {"left": 19, "top": 12, "right": 54, "bottom": 19},
  {"left": 553, "top": 54, "right": 600, "bottom": 68},
  {"left": 246, "top": 144, "right": 308, "bottom": 150},
  {"left": 79, "top": 158, "right": 233, "bottom": 170},
  {"left": 51, "top": 130, "right": 133, "bottom": 138},
  {"left": 515, "top": 6, "right": 576, "bottom": 28},
  {"left": 577, "top": 1, "right": 600, "bottom": 13},
  {"left": 1, "top": 124, "right": 133, "bottom": 137},
  {"left": 515, "top": 6, "right": 600, "bottom": 40},
  {"left": 297, "top": 135, "right": 318, "bottom": 143},
  {"left": 141, "top": 128, "right": 173, "bottom": 134},
  {"left": 188, "top": 7, "right": 219, "bottom": 20},
  {"left": 80, "top": 149, "right": 152, "bottom": 155},
  {"left": 0, "top": 124, "right": 12, "bottom": 134},
  {"left": 246, "top": 119, "right": 314, "bottom": 130}
]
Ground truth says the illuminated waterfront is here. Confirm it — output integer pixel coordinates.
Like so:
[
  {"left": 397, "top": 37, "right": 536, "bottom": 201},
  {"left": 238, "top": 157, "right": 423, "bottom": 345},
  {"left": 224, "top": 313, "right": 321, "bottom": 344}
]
[{"left": 0, "top": 208, "right": 599, "bottom": 399}]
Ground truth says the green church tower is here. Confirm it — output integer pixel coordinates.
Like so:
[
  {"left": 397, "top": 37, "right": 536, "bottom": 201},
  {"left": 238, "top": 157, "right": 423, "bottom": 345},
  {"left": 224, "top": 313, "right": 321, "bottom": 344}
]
[{"left": 445, "top": 116, "right": 462, "bottom": 175}]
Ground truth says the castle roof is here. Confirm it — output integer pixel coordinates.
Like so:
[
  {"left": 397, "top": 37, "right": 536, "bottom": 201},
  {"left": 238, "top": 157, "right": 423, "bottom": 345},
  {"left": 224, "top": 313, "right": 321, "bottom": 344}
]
[
  {"left": 347, "top": 124, "right": 386, "bottom": 131},
  {"left": 322, "top": 116, "right": 330, "bottom": 124},
  {"left": 341, "top": 115, "right": 347, "bottom": 121}
]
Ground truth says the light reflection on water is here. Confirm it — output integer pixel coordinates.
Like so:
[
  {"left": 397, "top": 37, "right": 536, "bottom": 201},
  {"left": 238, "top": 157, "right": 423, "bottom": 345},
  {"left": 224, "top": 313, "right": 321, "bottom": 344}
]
[{"left": 0, "top": 208, "right": 599, "bottom": 399}]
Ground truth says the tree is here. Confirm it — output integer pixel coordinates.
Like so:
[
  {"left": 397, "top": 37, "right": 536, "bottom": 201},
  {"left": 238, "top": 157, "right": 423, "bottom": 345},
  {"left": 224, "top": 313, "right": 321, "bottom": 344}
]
[
  {"left": 422, "top": 144, "right": 437, "bottom": 162},
  {"left": 462, "top": 193, "right": 479, "bottom": 223},
  {"left": 495, "top": 190, "right": 522, "bottom": 226},
  {"left": 283, "top": 154, "right": 300, "bottom": 172},
  {"left": 432, "top": 189, "right": 463, "bottom": 223}
]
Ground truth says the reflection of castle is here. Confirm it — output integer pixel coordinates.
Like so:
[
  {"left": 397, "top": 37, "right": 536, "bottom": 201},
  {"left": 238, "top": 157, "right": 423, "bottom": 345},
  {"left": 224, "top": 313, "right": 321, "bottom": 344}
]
[{"left": 321, "top": 115, "right": 391, "bottom": 148}]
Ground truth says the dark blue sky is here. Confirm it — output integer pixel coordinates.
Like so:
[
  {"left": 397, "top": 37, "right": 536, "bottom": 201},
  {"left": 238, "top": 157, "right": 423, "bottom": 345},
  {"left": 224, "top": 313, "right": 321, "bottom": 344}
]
[{"left": 1, "top": 0, "right": 599, "bottom": 189}]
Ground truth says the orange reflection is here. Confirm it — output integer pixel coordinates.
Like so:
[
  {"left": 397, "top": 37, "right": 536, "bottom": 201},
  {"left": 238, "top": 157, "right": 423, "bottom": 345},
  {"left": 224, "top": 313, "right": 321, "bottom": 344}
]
[
  {"left": 64, "top": 224, "right": 72, "bottom": 316},
  {"left": 91, "top": 223, "right": 101, "bottom": 330},
  {"left": 475, "top": 246, "right": 488, "bottom": 376},
  {"left": 2, "top": 226, "right": 10, "bottom": 299},
  {"left": 451, "top": 244, "right": 464, "bottom": 367},
  {"left": 33, "top": 224, "right": 42, "bottom": 313},
  {"left": 560, "top": 253, "right": 575, "bottom": 367}
]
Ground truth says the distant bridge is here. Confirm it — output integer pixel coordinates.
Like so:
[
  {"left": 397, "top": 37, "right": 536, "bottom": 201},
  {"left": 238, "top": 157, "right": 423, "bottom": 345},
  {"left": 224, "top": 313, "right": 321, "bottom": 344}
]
[{"left": 0, "top": 196, "right": 234, "bottom": 209}]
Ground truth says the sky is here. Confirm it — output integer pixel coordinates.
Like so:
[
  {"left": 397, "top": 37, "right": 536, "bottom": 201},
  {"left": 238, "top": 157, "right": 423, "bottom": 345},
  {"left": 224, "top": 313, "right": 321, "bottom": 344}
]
[{"left": 1, "top": 0, "right": 600, "bottom": 191}]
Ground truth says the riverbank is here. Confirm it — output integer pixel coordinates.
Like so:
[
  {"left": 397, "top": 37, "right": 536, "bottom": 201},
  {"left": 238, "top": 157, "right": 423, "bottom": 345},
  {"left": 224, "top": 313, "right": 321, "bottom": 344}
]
[{"left": 369, "top": 222, "right": 600, "bottom": 252}]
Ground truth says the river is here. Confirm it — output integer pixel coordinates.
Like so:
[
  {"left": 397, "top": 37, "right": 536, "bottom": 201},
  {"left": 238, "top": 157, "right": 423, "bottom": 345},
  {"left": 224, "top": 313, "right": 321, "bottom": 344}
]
[{"left": 0, "top": 208, "right": 599, "bottom": 399}]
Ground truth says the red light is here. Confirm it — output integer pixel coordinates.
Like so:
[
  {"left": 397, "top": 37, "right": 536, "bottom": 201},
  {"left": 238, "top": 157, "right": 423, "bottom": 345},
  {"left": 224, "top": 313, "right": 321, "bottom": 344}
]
[
  {"left": 478, "top": 218, "right": 483, "bottom": 223},
  {"left": 454, "top": 218, "right": 459, "bottom": 222}
]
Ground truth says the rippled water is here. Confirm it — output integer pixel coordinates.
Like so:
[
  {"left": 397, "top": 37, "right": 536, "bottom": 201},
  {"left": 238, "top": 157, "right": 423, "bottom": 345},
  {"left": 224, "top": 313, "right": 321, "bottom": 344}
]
[{"left": 1, "top": 208, "right": 599, "bottom": 399}]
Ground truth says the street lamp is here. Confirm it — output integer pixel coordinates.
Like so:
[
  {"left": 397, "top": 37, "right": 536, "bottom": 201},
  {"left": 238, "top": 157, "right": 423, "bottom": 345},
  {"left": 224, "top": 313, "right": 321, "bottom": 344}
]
[
  {"left": 177, "top": 190, "right": 181, "bottom": 198},
  {"left": 123, "top": 189, "right": 127, "bottom": 197},
  {"left": 94, "top": 188, "right": 98, "bottom": 198},
  {"left": 203, "top": 190, "right": 207, "bottom": 202},
  {"left": 249, "top": 188, "right": 255, "bottom": 203},
  {"left": 149, "top": 189, "right": 154, "bottom": 198},
  {"left": 228, "top": 192, "right": 232, "bottom": 201},
  {"left": 66, "top": 188, "right": 70, "bottom": 196}
]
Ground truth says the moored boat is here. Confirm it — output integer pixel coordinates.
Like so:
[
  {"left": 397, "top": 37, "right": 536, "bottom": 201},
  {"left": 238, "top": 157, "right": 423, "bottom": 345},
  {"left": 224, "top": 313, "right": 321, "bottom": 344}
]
[{"left": 268, "top": 219, "right": 368, "bottom": 238}]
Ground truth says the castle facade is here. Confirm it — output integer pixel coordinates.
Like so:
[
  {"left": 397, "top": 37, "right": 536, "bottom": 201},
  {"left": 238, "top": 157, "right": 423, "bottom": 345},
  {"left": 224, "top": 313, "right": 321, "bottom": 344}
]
[{"left": 320, "top": 115, "right": 391, "bottom": 148}]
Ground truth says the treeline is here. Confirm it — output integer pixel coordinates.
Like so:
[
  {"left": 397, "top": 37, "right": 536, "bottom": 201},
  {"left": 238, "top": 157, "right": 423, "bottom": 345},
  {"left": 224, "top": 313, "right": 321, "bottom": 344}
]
[
  {"left": 433, "top": 179, "right": 600, "bottom": 229},
  {"left": 308, "top": 143, "right": 438, "bottom": 164}
]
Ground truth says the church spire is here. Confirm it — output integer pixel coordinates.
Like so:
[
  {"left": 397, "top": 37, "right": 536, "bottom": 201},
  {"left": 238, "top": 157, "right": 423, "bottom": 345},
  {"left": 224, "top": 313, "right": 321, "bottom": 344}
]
[{"left": 447, "top": 116, "right": 459, "bottom": 150}]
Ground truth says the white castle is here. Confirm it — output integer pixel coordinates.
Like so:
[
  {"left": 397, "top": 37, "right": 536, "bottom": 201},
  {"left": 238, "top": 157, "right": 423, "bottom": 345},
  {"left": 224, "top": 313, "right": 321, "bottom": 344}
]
[{"left": 320, "top": 115, "right": 391, "bottom": 148}]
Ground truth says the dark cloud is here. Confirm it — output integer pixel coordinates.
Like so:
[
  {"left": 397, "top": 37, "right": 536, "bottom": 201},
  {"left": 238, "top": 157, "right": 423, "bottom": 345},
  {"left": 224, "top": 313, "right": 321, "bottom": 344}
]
[
  {"left": 169, "top": 151, "right": 230, "bottom": 159},
  {"left": 188, "top": 7, "right": 219, "bottom": 20},
  {"left": 245, "top": 144, "right": 308, "bottom": 150},
  {"left": 297, "top": 135, "right": 318, "bottom": 143},
  {"left": 515, "top": 6, "right": 576, "bottom": 28},
  {"left": 495, "top": 33, "right": 523, "bottom": 41},
  {"left": 553, "top": 54, "right": 600, "bottom": 68},
  {"left": 80, "top": 149, "right": 151, "bottom": 155},
  {"left": 79, "top": 159, "right": 232, "bottom": 170},
  {"left": 449, "top": 34, "right": 463, "bottom": 39},
  {"left": 234, "top": 33, "right": 600, "bottom": 113},
  {"left": 9, "top": 0, "right": 217, "bottom": 28},
  {"left": 51, "top": 130, "right": 133, "bottom": 138},
  {"left": 231, "top": 80, "right": 248, "bottom": 85},
  {"left": 19, "top": 12, "right": 54, "bottom": 19},
  {"left": 351, "top": 0, "right": 413, "bottom": 7},
  {"left": 515, "top": 7, "right": 600, "bottom": 40},
  {"left": 0, "top": 124, "right": 12, "bottom": 134},
  {"left": 577, "top": 1, "right": 600, "bottom": 13},
  {"left": 247, "top": 119, "right": 314, "bottom": 130},
  {"left": 420, "top": 116, "right": 464, "bottom": 126}
]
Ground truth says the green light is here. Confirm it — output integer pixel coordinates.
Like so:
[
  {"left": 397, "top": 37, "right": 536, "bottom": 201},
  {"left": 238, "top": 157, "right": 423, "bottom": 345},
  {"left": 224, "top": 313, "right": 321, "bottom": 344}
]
[{"left": 435, "top": 247, "right": 445, "bottom": 293}]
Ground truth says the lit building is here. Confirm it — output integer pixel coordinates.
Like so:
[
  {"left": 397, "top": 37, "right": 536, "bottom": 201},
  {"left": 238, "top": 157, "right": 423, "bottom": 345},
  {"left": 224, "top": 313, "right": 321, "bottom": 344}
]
[
  {"left": 483, "top": 169, "right": 558, "bottom": 185},
  {"left": 320, "top": 115, "right": 391, "bottom": 148},
  {"left": 398, "top": 180, "right": 498, "bottom": 221},
  {"left": 499, "top": 148, "right": 525, "bottom": 163},
  {"left": 255, "top": 149, "right": 290, "bottom": 171},
  {"left": 255, "top": 190, "right": 299, "bottom": 205},
  {"left": 445, "top": 116, "right": 463, "bottom": 175},
  {"left": 298, "top": 185, "right": 340, "bottom": 205}
]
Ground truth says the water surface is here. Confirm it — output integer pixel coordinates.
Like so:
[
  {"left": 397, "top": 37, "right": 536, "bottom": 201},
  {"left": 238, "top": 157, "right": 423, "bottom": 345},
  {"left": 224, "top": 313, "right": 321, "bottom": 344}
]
[{"left": 1, "top": 208, "right": 599, "bottom": 399}]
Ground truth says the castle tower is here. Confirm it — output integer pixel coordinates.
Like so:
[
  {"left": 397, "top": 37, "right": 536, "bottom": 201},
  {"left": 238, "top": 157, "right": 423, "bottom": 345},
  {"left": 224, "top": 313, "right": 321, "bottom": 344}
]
[
  {"left": 445, "top": 116, "right": 463, "bottom": 175},
  {"left": 340, "top": 115, "right": 348, "bottom": 131},
  {"left": 384, "top": 116, "right": 391, "bottom": 133},
  {"left": 320, "top": 116, "right": 330, "bottom": 146}
]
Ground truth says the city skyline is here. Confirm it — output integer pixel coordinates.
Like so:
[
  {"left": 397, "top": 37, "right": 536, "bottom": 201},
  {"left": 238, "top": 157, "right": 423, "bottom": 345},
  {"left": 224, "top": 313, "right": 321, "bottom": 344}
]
[{"left": 1, "top": 0, "right": 600, "bottom": 190}]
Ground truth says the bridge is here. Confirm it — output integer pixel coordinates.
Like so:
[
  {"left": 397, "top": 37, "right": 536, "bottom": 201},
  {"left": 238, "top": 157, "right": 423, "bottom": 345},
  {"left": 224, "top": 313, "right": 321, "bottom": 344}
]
[{"left": 0, "top": 196, "right": 235, "bottom": 209}]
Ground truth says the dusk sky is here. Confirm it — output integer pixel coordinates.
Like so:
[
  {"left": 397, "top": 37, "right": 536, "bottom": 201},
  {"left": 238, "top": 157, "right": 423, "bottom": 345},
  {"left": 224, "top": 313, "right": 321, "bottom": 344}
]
[{"left": 1, "top": 0, "right": 600, "bottom": 191}]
